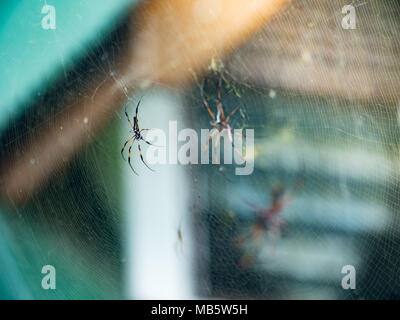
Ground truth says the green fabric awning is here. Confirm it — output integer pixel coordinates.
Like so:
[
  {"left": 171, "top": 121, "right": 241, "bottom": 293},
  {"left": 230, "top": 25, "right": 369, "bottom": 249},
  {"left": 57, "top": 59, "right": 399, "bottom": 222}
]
[{"left": 0, "top": 0, "right": 136, "bottom": 133}]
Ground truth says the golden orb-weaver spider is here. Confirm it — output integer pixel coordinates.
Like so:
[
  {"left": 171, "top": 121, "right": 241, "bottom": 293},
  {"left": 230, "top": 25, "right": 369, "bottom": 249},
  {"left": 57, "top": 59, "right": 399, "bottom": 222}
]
[
  {"left": 201, "top": 77, "right": 244, "bottom": 164},
  {"left": 121, "top": 99, "right": 155, "bottom": 175}
]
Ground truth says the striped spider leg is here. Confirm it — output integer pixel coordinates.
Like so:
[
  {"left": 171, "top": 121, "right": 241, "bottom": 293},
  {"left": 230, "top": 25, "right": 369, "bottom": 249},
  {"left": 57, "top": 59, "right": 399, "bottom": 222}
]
[
  {"left": 121, "top": 99, "right": 155, "bottom": 175},
  {"left": 201, "top": 77, "right": 245, "bottom": 164}
]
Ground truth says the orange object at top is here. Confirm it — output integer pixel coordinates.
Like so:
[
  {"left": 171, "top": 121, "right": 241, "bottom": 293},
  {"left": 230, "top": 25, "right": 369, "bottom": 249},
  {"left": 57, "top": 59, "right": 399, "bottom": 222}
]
[{"left": 125, "top": 0, "right": 290, "bottom": 85}]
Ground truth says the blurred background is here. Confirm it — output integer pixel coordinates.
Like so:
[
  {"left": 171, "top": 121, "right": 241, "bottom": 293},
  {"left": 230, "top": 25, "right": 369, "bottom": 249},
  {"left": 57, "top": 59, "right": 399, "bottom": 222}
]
[{"left": 0, "top": 0, "right": 400, "bottom": 299}]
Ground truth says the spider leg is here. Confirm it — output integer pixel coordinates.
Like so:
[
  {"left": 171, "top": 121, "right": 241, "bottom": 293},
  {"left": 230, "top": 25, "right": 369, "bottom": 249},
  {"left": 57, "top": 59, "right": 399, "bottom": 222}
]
[
  {"left": 139, "top": 129, "right": 152, "bottom": 144},
  {"left": 134, "top": 116, "right": 139, "bottom": 131},
  {"left": 216, "top": 76, "right": 226, "bottom": 121},
  {"left": 141, "top": 136, "right": 160, "bottom": 147},
  {"left": 135, "top": 98, "right": 142, "bottom": 119},
  {"left": 235, "top": 131, "right": 246, "bottom": 138},
  {"left": 204, "top": 129, "right": 218, "bottom": 153},
  {"left": 233, "top": 146, "right": 244, "bottom": 161},
  {"left": 124, "top": 106, "right": 134, "bottom": 129},
  {"left": 137, "top": 141, "right": 155, "bottom": 172},
  {"left": 200, "top": 79, "right": 215, "bottom": 120},
  {"left": 121, "top": 136, "right": 135, "bottom": 161},
  {"left": 139, "top": 128, "right": 150, "bottom": 138},
  {"left": 127, "top": 138, "right": 138, "bottom": 175},
  {"left": 213, "top": 132, "right": 221, "bottom": 165},
  {"left": 226, "top": 106, "right": 240, "bottom": 122},
  {"left": 139, "top": 130, "right": 163, "bottom": 147},
  {"left": 227, "top": 127, "right": 244, "bottom": 160},
  {"left": 134, "top": 98, "right": 142, "bottom": 130}
]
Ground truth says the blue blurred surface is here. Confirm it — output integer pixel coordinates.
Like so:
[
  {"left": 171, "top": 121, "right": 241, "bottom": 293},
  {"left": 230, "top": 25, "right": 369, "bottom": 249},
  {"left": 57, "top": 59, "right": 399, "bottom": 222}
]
[
  {"left": 0, "top": 0, "right": 137, "bottom": 299},
  {"left": 0, "top": 0, "right": 135, "bottom": 133}
]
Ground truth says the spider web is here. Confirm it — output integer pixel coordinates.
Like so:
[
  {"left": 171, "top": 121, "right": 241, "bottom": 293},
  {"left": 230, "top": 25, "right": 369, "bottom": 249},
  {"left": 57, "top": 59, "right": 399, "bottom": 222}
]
[{"left": 1, "top": 0, "right": 400, "bottom": 300}]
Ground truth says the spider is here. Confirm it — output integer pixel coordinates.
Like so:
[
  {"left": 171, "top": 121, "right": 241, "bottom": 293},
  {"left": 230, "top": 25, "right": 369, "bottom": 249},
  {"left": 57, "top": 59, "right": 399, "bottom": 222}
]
[
  {"left": 234, "top": 183, "right": 290, "bottom": 269},
  {"left": 235, "top": 174, "right": 305, "bottom": 269},
  {"left": 201, "top": 77, "right": 244, "bottom": 164},
  {"left": 121, "top": 99, "right": 155, "bottom": 175}
]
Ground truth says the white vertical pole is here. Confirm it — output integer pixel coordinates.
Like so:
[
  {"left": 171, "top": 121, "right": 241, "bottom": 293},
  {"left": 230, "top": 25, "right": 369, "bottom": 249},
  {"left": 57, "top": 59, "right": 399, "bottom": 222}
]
[{"left": 123, "top": 89, "right": 195, "bottom": 299}]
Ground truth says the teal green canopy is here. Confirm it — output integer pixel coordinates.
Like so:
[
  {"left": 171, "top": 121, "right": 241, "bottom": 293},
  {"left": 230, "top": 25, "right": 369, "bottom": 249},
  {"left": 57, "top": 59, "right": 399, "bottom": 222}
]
[
  {"left": 0, "top": 0, "right": 136, "bottom": 132},
  {"left": 0, "top": 0, "right": 137, "bottom": 299}
]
